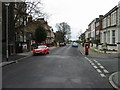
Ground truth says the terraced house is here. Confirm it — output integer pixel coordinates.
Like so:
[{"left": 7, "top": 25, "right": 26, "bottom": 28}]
[{"left": 100, "top": 6, "right": 118, "bottom": 51}]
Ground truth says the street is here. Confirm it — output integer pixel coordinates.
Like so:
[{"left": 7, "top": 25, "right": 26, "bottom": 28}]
[{"left": 2, "top": 44, "right": 116, "bottom": 88}]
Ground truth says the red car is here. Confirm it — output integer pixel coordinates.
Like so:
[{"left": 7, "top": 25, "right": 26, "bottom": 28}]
[
  {"left": 33, "top": 45, "right": 49, "bottom": 55},
  {"left": 59, "top": 42, "right": 65, "bottom": 46}
]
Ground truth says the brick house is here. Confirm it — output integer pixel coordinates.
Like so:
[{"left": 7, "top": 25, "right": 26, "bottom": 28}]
[{"left": 95, "top": 15, "right": 103, "bottom": 41}]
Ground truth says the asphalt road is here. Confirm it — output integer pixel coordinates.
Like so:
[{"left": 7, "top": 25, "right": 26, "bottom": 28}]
[
  {"left": 2, "top": 44, "right": 115, "bottom": 88},
  {"left": 87, "top": 56, "right": 118, "bottom": 76}
]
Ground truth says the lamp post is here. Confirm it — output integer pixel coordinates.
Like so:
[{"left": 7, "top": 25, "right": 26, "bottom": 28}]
[{"left": 5, "top": 3, "right": 10, "bottom": 61}]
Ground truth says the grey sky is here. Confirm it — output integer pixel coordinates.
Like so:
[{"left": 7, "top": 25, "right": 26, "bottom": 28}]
[{"left": 43, "top": 0, "right": 119, "bottom": 40}]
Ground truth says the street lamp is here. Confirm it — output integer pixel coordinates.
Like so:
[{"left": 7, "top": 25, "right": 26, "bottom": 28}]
[{"left": 5, "top": 3, "right": 10, "bottom": 61}]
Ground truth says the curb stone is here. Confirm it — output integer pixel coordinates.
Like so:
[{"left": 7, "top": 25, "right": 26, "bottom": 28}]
[
  {"left": 1, "top": 54, "right": 32, "bottom": 67},
  {"left": 109, "top": 72, "right": 119, "bottom": 89}
]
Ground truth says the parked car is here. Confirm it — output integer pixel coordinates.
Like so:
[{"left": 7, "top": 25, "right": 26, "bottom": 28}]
[
  {"left": 59, "top": 42, "right": 66, "bottom": 46},
  {"left": 72, "top": 42, "right": 78, "bottom": 47},
  {"left": 33, "top": 45, "right": 49, "bottom": 55}
]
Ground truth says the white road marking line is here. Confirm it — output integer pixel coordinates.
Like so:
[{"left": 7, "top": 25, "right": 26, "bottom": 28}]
[
  {"left": 84, "top": 57, "right": 89, "bottom": 60},
  {"left": 97, "top": 63, "right": 101, "bottom": 65},
  {"left": 103, "top": 69, "right": 109, "bottom": 73},
  {"left": 84, "top": 58, "right": 108, "bottom": 78},
  {"left": 96, "top": 69, "right": 102, "bottom": 73},
  {"left": 93, "top": 59, "right": 98, "bottom": 63},
  {"left": 91, "top": 63, "right": 95, "bottom": 66},
  {"left": 100, "top": 65, "right": 104, "bottom": 69},
  {"left": 86, "top": 58, "right": 109, "bottom": 78},
  {"left": 100, "top": 74, "right": 106, "bottom": 78},
  {"left": 93, "top": 65, "right": 98, "bottom": 69},
  {"left": 84, "top": 57, "right": 93, "bottom": 63}
]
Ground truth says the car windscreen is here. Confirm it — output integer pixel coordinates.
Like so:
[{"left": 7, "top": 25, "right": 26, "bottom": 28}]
[{"left": 38, "top": 46, "right": 46, "bottom": 49}]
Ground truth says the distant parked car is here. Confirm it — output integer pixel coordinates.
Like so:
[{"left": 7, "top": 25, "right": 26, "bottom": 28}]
[
  {"left": 59, "top": 42, "right": 66, "bottom": 46},
  {"left": 72, "top": 42, "right": 78, "bottom": 47},
  {"left": 33, "top": 45, "right": 49, "bottom": 55}
]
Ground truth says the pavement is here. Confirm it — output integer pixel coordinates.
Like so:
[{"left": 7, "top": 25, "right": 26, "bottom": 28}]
[
  {"left": 78, "top": 44, "right": 119, "bottom": 58},
  {"left": 0, "top": 46, "right": 57, "bottom": 67},
  {"left": 78, "top": 44, "right": 120, "bottom": 89}
]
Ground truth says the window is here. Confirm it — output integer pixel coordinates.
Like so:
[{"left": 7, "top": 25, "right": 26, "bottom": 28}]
[
  {"left": 112, "top": 30, "right": 115, "bottom": 44},
  {"left": 107, "top": 16, "right": 110, "bottom": 27},
  {"left": 114, "top": 11, "right": 117, "bottom": 25},
  {"left": 104, "top": 32, "right": 106, "bottom": 43},
  {"left": 111, "top": 13, "right": 114, "bottom": 25},
  {"left": 107, "top": 31, "right": 110, "bottom": 43},
  {"left": 103, "top": 18, "right": 106, "bottom": 28},
  {"left": 96, "top": 22, "right": 99, "bottom": 27},
  {"left": 111, "top": 11, "right": 117, "bottom": 26},
  {"left": 96, "top": 31, "right": 99, "bottom": 35},
  {"left": 100, "top": 32, "right": 102, "bottom": 43}
]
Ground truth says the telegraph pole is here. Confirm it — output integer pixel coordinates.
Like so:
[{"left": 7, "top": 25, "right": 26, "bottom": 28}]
[{"left": 5, "top": 3, "right": 10, "bottom": 61}]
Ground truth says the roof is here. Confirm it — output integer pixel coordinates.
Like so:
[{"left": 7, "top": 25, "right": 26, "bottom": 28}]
[{"left": 103, "top": 6, "right": 118, "bottom": 18}]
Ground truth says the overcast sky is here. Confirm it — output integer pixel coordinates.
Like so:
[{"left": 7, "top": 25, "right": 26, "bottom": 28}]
[{"left": 42, "top": 0, "right": 120, "bottom": 40}]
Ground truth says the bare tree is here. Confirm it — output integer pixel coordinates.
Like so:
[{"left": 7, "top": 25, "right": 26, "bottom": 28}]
[
  {"left": 25, "top": 1, "right": 48, "bottom": 20},
  {"left": 56, "top": 22, "right": 71, "bottom": 42},
  {"left": 76, "top": 29, "right": 82, "bottom": 39}
]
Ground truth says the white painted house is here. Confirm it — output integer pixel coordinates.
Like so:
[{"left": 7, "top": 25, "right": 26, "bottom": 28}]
[{"left": 100, "top": 6, "right": 118, "bottom": 50}]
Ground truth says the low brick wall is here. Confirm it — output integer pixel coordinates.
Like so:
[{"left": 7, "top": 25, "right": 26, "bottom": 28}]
[{"left": 92, "top": 44, "right": 117, "bottom": 51}]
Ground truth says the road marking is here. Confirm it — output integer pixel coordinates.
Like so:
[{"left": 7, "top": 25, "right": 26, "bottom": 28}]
[
  {"left": 85, "top": 57, "right": 108, "bottom": 78},
  {"left": 100, "top": 74, "right": 106, "bottom": 78},
  {"left": 84, "top": 57, "right": 89, "bottom": 60},
  {"left": 103, "top": 69, "right": 109, "bottom": 73},
  {"left": 93, "top": 65, "right": 98, "bottom": 69},
  {"left": 91, "top": 63, "right": 95, "bottom": 66},
  {"left": 97, "top": 63, "right": 101, "bottom": 66},
  {"left": 93, "top": 59, "right": 98, "bottom": 63},
  {"left": 89, "top": 62, "right": 93, "bottom": 64},
  {"left": 96, "top": 69, "right": 102, "bottom": 73},
  {"left": 100, "top": 65, "right": 104, "bottom": 69}
]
